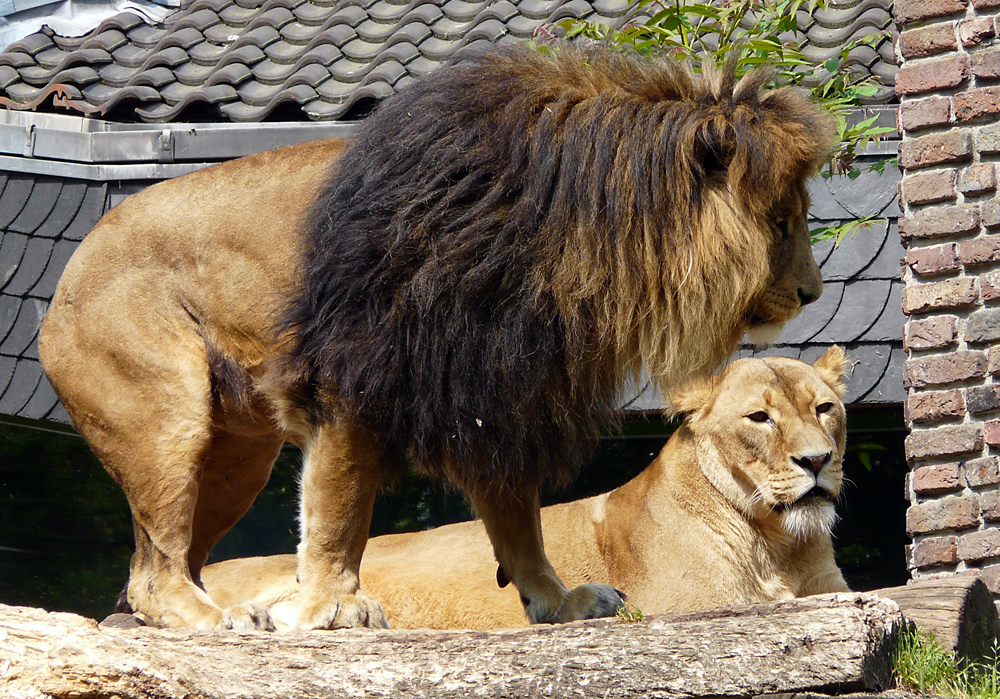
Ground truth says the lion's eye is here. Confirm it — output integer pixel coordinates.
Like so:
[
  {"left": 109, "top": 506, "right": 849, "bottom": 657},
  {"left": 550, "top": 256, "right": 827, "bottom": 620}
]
[
  {"left": 747, "top": 411, "right": 771, "bottom": 423},
  {"left": 816, "top": 402, "right": 834, "bottom": 415},
  {"left": 774, "top": 218, "right": 790, "bottom": 238}
]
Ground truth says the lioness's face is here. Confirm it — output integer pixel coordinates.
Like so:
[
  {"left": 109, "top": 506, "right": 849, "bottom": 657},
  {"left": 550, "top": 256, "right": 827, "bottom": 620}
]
[
  {"left": 746, "top": 184, "right": 823, "bottom": 347},
  {"left": 679, "top": 348, "right": 847, "bottom": 538}
]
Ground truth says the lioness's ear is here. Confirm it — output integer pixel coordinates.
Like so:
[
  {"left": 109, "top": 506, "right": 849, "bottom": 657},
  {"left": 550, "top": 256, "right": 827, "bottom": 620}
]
[
  {"left": 666, "top": 375, "right": 716, "bottom": 420},
  {"left": 812, "top": 345, "right": 850, "bottom": 398}
]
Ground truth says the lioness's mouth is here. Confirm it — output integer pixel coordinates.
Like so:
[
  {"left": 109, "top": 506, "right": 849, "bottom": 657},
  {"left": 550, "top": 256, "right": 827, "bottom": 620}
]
[{"left": 773, "top": 486, "right": 832, "bottom": 513}]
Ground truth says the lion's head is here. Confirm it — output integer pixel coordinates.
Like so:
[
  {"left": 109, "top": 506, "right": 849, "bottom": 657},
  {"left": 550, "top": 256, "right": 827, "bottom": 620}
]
[
  {"left": 669, "top": 346, "right": 849, "bottom": 538},
  {"left": 283, "top": 45, "right": 837, "bottom": 494}
]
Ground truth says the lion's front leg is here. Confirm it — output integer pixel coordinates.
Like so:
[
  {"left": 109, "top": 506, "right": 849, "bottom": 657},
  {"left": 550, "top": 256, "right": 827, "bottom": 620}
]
[
  {"left": 470, "top": 487, "right": 625, "bottom": 624},
  {"left": 295, "top": 420, "right": 388, "bottom": 630}
]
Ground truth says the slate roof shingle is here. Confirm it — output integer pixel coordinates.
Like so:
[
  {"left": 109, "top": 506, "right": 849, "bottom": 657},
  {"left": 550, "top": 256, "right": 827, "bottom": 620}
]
[{"left": 0, "top": 0, "right": 897, "bottom": 124}]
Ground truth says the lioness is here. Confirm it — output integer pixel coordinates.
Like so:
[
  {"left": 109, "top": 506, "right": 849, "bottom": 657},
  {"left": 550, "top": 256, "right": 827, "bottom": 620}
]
[
  {"left": 198, "top": 349, "right": 850, "bottom": 630},
  {"left": 40, "top": 46, "right": 832, "bottom": 630}
]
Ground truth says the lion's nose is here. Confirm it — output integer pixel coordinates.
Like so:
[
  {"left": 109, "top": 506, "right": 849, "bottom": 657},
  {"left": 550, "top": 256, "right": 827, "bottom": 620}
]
[
  {"left": 792, "top": 451, "right": 831, "bottom": 475},
  {"left": 797, "top": 285, "right": 821, "bottom": 306}
]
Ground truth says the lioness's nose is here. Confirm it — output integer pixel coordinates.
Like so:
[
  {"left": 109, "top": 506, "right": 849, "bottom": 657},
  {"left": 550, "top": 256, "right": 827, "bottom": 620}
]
[{"left": 792, "top": 451, "right": 831, "bottom": 475}]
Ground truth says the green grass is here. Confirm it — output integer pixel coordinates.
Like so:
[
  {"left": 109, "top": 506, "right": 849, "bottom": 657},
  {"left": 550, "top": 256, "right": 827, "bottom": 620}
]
[
  {"left": 894, "top": 629, "right": 1000, "bottom": 699},
  {"left": 615, "top": 604, "right": 645, "bottom": 623}
]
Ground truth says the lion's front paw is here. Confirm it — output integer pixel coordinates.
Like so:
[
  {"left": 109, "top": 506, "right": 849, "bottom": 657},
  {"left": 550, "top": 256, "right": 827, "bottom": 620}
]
[
  {"left": 296, "top": 589, "right": 389, "bottom": 630},
  {"left": 223, "top": 601, "right": 276, "bottom": 632},
  {"left": 527, "top": 584, "right": 626, "bottom": 624}
]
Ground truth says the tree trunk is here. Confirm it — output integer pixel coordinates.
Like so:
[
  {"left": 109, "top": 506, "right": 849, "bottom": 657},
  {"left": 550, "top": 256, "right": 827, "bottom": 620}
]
[
  {"left": 874, "top": 575, "right": 1000, "bottom": 666},
  {"left": 0, "top": 593, "right": 903, "bottom": 699}
]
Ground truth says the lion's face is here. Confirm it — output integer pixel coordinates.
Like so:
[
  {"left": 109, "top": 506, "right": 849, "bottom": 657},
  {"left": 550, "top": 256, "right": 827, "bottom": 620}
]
[
  {"left": 745, "top": 184, "right": 823, "bottom": 347},
  {"left": 671, "top": 347, "right": 848, "bottom": 538}
]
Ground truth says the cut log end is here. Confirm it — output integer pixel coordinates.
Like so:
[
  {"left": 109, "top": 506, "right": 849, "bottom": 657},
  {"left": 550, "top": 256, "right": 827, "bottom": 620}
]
[{"left": 875, "top": 575, "right": 1000, "bottom": 667}]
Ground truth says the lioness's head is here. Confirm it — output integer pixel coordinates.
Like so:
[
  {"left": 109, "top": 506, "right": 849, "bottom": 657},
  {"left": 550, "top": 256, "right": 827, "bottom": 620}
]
[
  {"left": 745, "top": 184, "right": 824, "bottom": 347},
  {"left": 669, "top": 346, "right": 849, "bottom": 538}
]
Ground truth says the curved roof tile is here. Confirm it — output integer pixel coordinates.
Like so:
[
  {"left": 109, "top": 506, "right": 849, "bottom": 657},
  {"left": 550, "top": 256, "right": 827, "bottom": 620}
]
[{"left": 0, "top": 0, "right": 896, "bottom": 123}]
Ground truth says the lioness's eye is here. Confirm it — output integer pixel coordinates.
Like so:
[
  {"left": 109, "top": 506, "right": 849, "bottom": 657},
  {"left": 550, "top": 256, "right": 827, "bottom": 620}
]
[
  {"left": 816, "top": 402, "right": 834, "bottom": 415},
  {"left": 747, "top": 411, "right": 770, "bottom": 423}
]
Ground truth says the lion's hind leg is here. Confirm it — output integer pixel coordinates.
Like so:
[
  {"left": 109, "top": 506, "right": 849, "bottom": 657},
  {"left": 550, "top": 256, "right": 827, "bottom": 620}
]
[
  {"left": 41, "top": 296, "right": 239, "bottom": 630},
  {"left": 470, "top": 488, "right": 625, "bottom": 624},
  {"left": 188, "top": 428, "right": 285, "bottom": 631}
]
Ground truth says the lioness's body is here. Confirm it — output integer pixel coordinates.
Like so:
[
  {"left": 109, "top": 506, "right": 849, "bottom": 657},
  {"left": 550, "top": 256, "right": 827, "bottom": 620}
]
[
  {"left": 202, "top": 351, "right": 850, "bottom": 630},
  {"left": 40, "top": 47, "right": 834, "bottom": 631}
]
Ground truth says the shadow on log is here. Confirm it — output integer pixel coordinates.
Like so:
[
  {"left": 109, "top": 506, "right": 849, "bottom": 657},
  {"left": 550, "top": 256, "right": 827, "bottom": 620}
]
[
  {"left": 0, "top": 594, "right": 904, "bottom": 699},
  {"left": 875, "top": 576, "right": 1000, "bottom": 667}
]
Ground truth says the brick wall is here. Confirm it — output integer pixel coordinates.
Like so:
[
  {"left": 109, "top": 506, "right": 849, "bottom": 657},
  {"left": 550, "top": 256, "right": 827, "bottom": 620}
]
[{"left": 896, "top": 0, "right": 1000, "bottom": 606}]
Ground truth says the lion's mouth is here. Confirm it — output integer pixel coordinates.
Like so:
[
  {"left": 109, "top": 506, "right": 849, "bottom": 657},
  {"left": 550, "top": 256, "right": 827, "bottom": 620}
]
[{"left": 773, "top": 486, "right": 832, "bottom": 513}]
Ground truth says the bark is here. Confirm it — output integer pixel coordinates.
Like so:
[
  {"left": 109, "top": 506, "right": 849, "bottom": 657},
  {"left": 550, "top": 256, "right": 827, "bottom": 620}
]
[
  {"left": 0, "top": 593, "right": 903, "bottom": 699},
  {"left": 875, "top": 575, "right": 1000, "bottom": 666}
]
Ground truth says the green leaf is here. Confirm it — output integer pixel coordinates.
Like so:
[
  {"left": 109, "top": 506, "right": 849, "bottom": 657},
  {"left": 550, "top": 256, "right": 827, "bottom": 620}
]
[{"left": 824, "top": 57, "right": 840, "bottom": 72}]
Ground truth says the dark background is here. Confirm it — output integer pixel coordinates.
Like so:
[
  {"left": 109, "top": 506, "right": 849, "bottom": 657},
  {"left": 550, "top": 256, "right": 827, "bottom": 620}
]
[{"left": 0, "top": 408, "right": 909, "bottom": 621}]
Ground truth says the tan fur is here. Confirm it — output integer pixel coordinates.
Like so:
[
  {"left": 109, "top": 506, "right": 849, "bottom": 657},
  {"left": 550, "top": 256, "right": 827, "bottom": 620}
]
[{"left": 199, "top": 349, "right": 850, "bottom": 630}]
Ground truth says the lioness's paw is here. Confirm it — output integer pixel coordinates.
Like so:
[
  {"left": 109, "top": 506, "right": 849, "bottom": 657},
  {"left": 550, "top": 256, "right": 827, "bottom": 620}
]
[
  {"left": 528, "top": 584, "right": 626, "bottom": 624},
  {"left": 223, "top": 601, "right": 276, "bottom": 632},
  {"left": 296, "top": 590, "right": 389, "bottom": 630}
]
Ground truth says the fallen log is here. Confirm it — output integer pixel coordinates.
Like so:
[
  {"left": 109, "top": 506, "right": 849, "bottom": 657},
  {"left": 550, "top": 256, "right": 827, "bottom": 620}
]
[
  {"left": 0, "top": 594, "right": 903, "bottom": 699},
  {"left": 874, "top": 576, "right": 1000, "bottom": 666}
]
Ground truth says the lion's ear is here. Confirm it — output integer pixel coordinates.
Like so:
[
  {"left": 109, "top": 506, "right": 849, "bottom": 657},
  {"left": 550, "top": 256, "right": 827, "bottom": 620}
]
[
  {"left": 694, "top": 117, "right": 735, "bottom": 181},
  {"left": 666, "top": 375, "right": 716, "bottom": 420},
  {"left": 812, "top": 345, "right": 850, "bottom": 398}
]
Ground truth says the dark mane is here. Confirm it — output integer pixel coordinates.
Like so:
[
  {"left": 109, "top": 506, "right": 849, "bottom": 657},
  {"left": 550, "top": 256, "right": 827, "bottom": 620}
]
[{"left": 276, "top": 44, "right": 832, "bottom": 493}]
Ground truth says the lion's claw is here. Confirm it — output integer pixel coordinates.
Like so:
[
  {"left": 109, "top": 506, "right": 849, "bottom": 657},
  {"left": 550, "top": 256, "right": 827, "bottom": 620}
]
[
  {"left": 296, "top": 590, "right": 389, "bottom": 630},
  {"left": 527, "top": 583, "right": 627, "bottom": 624},
  {"left": 223, "top": 601, "right": 276, "bottom": 632}
]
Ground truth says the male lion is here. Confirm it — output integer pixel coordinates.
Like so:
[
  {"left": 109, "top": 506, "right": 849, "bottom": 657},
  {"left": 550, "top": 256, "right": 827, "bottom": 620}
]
[
  {"left": 39, "top": 45, "right": 833, "bottom": 631},
  {"left": 197, "top": 348, "right": 851, "bottom": 630}
]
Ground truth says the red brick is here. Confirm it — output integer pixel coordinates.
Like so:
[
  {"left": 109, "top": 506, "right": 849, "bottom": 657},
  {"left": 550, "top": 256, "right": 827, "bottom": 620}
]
[
  {"left": 958, "top": 529, "right": 1000, "bottom": 562},
  {"left": 902, "top": 278, "right": 979, "bottom": 314},
  {"left": 984, "top": 198, "right": 1000, "bottom": 229},
  {"left": 897, "top": 55, "right": 970, "bottom": 96},
  {"left": 982, "top": 271, "right": 1000, "bottom": 302},
  {"left": 990, "top": 347, "right": 1000, "bottom": 374},
  {"left": 900, "top": 24, "right": 958, "bottom": 58},
  {"left": 900, "top": 96, "right": 953, "bottom": 132},
  {"left": 960, "top": 164, "right": 997, "bottom": 196},
  {"left": 906, "top": 494, "right": 980, "bottom": 534},
  {"left": 979, "top": 564, "right": 1000, "bottom": 593},
  {"left": 913, "top": 462, "right": 964, "bottom": 493},
  {"left": 972, "top": 47, "right": 1000, "bottom": 79},
  {"left": 911, "top": 535, "right": 959, "bottom": 567},
  {"left": 906, "top": 351, "right": 988, "bottom": 387},
  {"left": 908, "top": 389, "right": 966, "bottom": 423},
  {"left": 899, "top": 204, "right": 980, "bottom": 240},
  {"left": 960, "top": 234, "right": 1000, "bottom": 266},
  {"left": 903, "top": 169, "right": 958, "bottom": 205},
  {"left": 973, "top": 0, "right": 1000, "bottom": 9},
  {"left": 895, "top": 0, "right": 967, "bottom": 24},
  {"left": 964, "top": 456, "right": 1000, "bottom": 486},
  {"left": 955, "top": 86, "right": 1000, "bottom": 122},
  {"left": 906, "top": 242, "right": 960, "bottom": 275},
  {"left": 899, "top": 130, "right": 973, "bottom": 170},
  {"left": 986, "top": 419, "right": 1000, "bottom": 447},
  {"left": 959, "top": 16, "right": 996, "bottom": 45},
  {"left": 906, "top": 315, "right": 959, "bottom": 350},
  {"left": 905, "top": 423, "right": 984, "bottom": 460}
]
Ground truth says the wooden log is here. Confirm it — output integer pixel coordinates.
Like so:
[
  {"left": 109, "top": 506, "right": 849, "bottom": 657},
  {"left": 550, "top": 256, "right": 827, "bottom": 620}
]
[
  {"left": 0, "top": 594, "right": 903, "bottom": 699},
  {"left": 874, "top": 576, "right": 1000, "bottom": 666}
]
